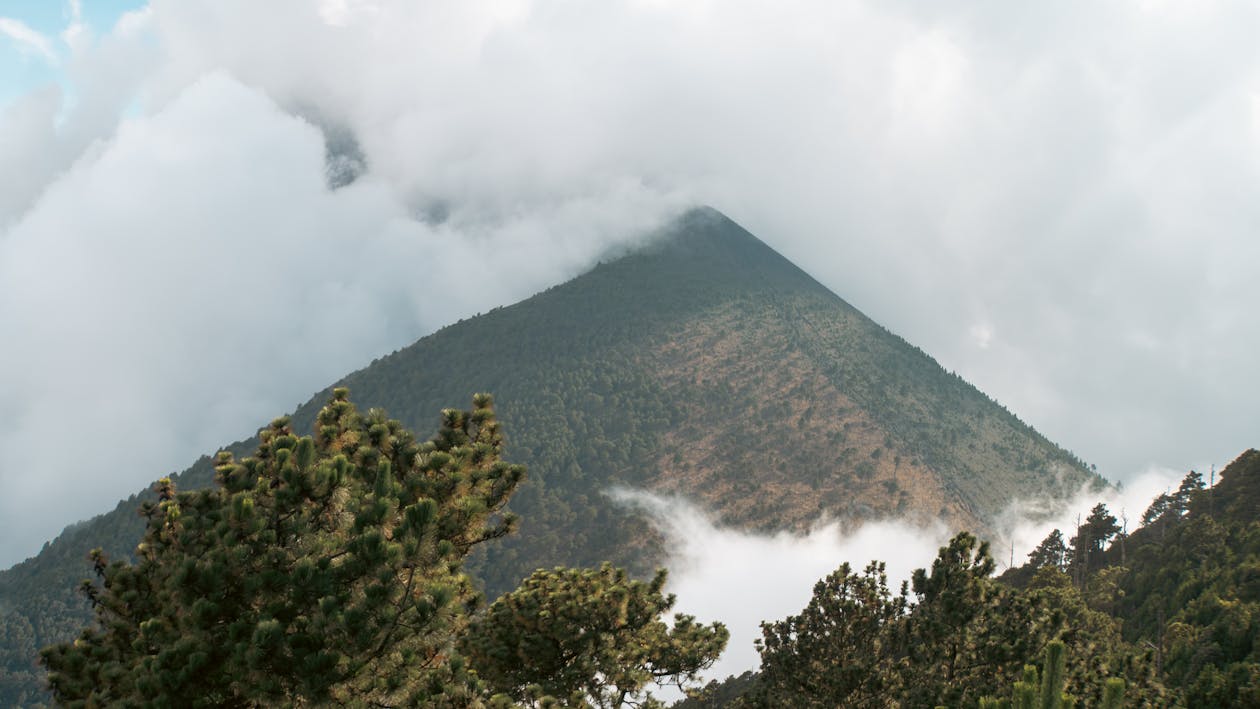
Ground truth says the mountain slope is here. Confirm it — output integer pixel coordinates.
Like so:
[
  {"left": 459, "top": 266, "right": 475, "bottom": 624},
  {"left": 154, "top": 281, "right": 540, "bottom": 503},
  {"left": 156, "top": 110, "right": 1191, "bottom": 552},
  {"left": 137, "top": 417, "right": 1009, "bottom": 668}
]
[{"left": 0, "top": 207, "right": 1097, "bottom": 704}]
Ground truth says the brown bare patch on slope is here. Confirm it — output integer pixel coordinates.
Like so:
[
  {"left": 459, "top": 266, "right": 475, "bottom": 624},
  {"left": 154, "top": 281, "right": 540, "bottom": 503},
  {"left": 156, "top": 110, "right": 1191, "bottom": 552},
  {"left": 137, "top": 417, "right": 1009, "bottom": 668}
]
[{"left": 641, "top": 301, "right": 982, "bottom": 534}]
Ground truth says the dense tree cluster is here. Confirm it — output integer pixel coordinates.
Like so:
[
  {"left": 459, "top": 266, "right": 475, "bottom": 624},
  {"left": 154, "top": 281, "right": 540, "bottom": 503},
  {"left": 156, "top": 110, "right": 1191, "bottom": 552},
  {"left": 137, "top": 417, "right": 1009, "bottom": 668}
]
[
  {"left": 683, "top": 452, "right": 1260, "bottom": 708},
  {"left": 15, "top": 384, "right": 1260, "bottom": 707},
  {"left": 39, "top": 391, "right": 726, "bottom": 707},
  {"left": 721, "top": 534, "right": 1160, "bottom": 708}
]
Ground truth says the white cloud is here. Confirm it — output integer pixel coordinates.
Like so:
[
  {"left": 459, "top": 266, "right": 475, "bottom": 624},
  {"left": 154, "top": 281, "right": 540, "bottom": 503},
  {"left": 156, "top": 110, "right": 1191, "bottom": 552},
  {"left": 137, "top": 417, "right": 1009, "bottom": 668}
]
[
  {"left": 994, "top": 464, "right": 1193, "bottom": 572},
  {"left": 0, "top": 70, "right": 681, "bottom": 566},
  {"left": 0, "top": 17, "right": 57, "bottom": 63},
  {"left": 61, "top": 0, "right": 89, "bottom": 52},
  {"left": 609, "top": 488, "right": 950, "bottom": 687},
  {"left": 617, "top": 474, "right": 1195, "bottom": 687},
  {"left": 1, "top": 0, "right": 1258, "bottom": 565},
  {"left": 317, "top": 0, "right": 381, "bottom": 27}
]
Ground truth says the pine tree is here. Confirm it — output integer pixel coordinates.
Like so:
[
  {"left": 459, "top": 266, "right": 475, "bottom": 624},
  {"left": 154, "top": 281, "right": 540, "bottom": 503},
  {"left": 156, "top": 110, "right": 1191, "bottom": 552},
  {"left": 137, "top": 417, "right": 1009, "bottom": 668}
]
[
  {"left": 979, "top": 641, "right": 1126, "bottom": 709},
  {"left": 753, "top": 561, "right": 908, "bottom": 707},
  {"left": 751, "top": 533, "right": 1064, "bottom": 707},
  {"left": 41, "top": 389, "right": 525, "bottom": 707},
  {"left": 1070, "top": 503, "right": 1120, "bottom": 582},
  {"left": 1170, "top": 469, "right": 1205, "bottom": 517},
  {"left": 461, "top": 563, "right": 727, "bottom": 707},
  {"left": 1027, "top": 529, "right": 1068, "bottom": 571},
  {"left": 903, "top": 532, "right": 1046, "bottom": 707}
]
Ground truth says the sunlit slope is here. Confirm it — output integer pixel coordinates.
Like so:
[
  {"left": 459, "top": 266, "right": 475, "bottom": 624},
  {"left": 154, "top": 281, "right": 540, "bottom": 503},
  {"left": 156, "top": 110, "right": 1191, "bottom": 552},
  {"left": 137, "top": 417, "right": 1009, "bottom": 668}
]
[{"left": 0, "top": 207, "right": 1097, "bottom": 704}]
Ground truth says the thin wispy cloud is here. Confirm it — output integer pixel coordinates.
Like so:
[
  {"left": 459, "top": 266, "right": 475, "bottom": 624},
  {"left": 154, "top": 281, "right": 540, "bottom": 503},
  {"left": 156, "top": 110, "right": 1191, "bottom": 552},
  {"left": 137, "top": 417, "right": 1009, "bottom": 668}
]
[
  {"left": 61, "top": 0, "right": 88, "bottom": 51},
  {"left": 0, "top": 17, "right": 57, "bottom": 63}
]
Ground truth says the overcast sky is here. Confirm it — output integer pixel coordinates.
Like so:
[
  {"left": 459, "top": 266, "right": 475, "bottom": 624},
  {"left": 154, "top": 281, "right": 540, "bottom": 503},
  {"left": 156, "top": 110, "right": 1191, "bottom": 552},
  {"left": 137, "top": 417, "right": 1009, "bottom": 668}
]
[{"left": 1, "top": 0, "right": 1257, "bottom": 569}]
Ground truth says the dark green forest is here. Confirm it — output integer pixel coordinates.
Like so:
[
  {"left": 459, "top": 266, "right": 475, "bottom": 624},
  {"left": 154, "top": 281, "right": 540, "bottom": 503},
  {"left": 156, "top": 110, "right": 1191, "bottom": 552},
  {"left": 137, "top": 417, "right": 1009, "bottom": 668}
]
[
  {"left": 20, "top": 388, "right": 1260, "bottom": 706},
  {"left": 0, "top": 208, "right": 1100, "bottom": 704}
]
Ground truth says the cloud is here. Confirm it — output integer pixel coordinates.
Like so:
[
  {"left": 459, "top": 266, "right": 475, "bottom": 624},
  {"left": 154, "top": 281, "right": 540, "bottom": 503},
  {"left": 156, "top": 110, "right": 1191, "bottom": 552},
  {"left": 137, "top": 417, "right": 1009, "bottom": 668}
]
[
  {"left": 61, "top": 0, "right": 89, "bottom": 53},
  {"left": 994, "top": 463, "right": 1193, "bottom": 571},
  {"left": 0, "top": 5, "right": 157, "bottom": 230},
  {"left": 2, "top": 0, "right": 1259, "bottom": 565},
  {"left": 0, "top": 17, "right": 57, "bottom": 63},
  {"left": 609, "top": 488, "right": 951, "bottom": 686},
  {"left": 613, "top": 472, "right": 1193, "bottom": 689},
  {"left": 0, "top": 70, "right": 681, "bottom": 566}
]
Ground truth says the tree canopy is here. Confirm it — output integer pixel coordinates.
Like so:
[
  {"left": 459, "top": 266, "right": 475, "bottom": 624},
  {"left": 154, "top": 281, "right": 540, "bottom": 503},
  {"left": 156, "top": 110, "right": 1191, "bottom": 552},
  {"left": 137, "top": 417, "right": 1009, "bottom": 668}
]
[
  {"left": 461, "top": 564, "right": 726, "bottom": 708},
  {"left": 733, "top": 532, "right": 1162, "bottom": 708},
  {"left": 43, "top": 389, "right": 525, "bottom": 706},
  {"left": 40, "top": 390, "right": 724, "bottom": 707}
]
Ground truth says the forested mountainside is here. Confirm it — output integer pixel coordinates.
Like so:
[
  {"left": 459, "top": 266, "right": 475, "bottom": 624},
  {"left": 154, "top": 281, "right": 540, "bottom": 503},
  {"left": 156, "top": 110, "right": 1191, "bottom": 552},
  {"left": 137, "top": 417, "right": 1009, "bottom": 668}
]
[
  {"left": 0, "top": 207, "right": 1097, "bottom": 704},
  {"left": 680, "top": 449, "right": 1260, "bottom": 708}
]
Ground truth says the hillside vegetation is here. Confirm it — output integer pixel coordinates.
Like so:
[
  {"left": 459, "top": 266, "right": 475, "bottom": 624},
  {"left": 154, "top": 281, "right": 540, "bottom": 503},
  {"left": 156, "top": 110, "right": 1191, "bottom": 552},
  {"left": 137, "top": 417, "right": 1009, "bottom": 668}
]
[
  {"left": 679, "top": 449, "right": 1260, "bottom": 707},
  {"left": 0, "top": 208, "right": 1097, "bottom": 704}
]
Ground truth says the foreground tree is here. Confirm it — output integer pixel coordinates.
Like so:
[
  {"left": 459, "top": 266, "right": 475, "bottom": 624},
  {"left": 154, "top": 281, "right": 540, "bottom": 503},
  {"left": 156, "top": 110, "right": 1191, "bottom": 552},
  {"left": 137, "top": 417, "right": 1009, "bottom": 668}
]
[
  {"left": 746, "top": 532, "right": 1163, "bottom": 707},
  {"left": 42, "top": 389, "right": 525, "bottom": 707},
  {"left": 750, "top": 533, "right": 1044, "bottom": 707},
  {"left": 461, "top": 563, "right": 727, "bottom": 707},
  {"left": 979, "top": 641, "right": 1126, "bottom": 709},
  {"left": 901, "top": 533, "right": 1055, "bottom": 707},
  {"left": 754, "top": 561, "right": 908, "bottom": 707}
]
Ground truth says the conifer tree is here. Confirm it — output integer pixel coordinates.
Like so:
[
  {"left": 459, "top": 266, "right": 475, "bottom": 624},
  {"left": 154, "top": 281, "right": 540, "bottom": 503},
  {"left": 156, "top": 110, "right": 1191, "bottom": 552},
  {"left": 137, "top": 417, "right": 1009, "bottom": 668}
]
[
  {"left": 1027, "top": 529, "right": 1068, "bottom": 571},
  {"left": 42, "top": 389, "right": 525, "bottom": 707},
  {"left": 903, "top": 532, "right": 1049, "bottom": 707},
  {"left": 979, "top": 642, "right": 1124, "bottom": 709},
  {"left": 1070, "top": 504, "right": 1120, "bottom": 582},
  {"left": 753, "top": 561, "right": 908, "bottom": 707},
  {"left": 1170, "top": 469, "right": 1205, "bottom": 517},
  {"left": 461, "top": 563, "right": 727, "bottom": 707}
]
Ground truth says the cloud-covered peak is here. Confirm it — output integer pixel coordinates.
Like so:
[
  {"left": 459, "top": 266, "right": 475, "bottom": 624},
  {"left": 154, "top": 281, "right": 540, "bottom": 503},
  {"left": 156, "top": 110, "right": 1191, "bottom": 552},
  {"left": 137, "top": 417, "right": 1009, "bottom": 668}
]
[{"left": 1, "top": 0, "right": 1257, "bottom": 566}]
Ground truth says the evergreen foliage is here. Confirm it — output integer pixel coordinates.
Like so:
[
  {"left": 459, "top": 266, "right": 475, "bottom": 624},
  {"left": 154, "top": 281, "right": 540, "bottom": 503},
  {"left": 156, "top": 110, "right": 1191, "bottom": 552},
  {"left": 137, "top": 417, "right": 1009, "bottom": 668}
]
[
  {"left": 722, "top": 533, "right": 1165, "bottom": 707},
  {"left": 461, "top": 564, "right": 727, "bottom": 707},
  {"left": 980, "top": 641, "right": 1125, "bottom": 709},
  {"left": 754, "top": 561, "right": 907, "bottom": 706},
  {"left": 1027, "top": 530, "right": 1068, "bottom": 572},
  {"left": 1104, "top": 451, "right": 1260, "bottom": 705},
  {"left": 1070, "top": 504, "right": 1121, "bottom": 583},
  {"left": 748, "top": 534, "right": 1039, "bottom": 706},
  {"left": 41, "top": 390, "right": 526, "bottom": 706}
]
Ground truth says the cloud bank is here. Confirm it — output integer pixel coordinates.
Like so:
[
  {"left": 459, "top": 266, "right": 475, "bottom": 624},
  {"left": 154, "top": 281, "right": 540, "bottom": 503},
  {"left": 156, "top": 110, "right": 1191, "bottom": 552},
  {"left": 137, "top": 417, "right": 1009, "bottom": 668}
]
[
  {"left": 609, "top": 488, "right": 950, "bottom": 686},
  {"left": 2, "top": 1, "right": 1258, "bottom": 565},
  {"left": 613, "top": 467, "right": 1194, "bottom": 686}
]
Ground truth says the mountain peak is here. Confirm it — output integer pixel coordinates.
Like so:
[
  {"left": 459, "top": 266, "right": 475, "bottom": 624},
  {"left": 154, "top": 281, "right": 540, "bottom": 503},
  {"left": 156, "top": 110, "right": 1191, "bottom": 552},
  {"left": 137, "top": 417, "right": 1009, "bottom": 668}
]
[
  {"left": 629, "top": 206, "right": 815, "bottom": 285},
  {"left": 0, "top": 209, "right": 1096, "bottom": 705}
]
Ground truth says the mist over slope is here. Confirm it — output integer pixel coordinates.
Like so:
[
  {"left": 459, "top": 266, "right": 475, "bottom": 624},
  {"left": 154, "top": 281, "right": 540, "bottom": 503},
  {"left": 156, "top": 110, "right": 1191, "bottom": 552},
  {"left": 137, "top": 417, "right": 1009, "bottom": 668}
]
[{"left": 0, "top": 208, "right": 1101, "bottom": 703}]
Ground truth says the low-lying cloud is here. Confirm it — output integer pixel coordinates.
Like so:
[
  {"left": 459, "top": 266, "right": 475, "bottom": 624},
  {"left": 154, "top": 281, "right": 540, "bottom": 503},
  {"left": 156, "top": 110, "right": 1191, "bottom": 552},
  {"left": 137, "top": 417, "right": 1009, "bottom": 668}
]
[
  {"left": 612, "top": 465, "right": 1197, "bottom": 686},
  {"left": 995, "top": 463, "right": 1199, "bottom": 573},
  {"left": 2, "top": 1, "right": 1258, "bottom": 566},
  {"left": 609, "top": 487, "right": 951, "bottom": 683}
]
